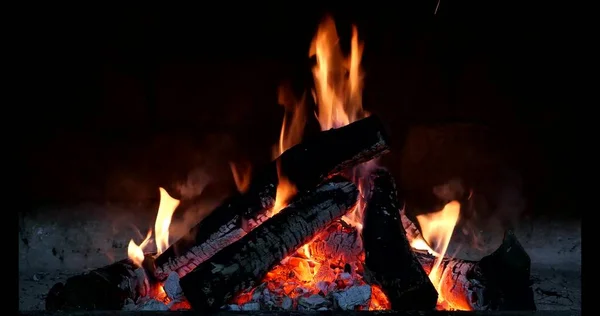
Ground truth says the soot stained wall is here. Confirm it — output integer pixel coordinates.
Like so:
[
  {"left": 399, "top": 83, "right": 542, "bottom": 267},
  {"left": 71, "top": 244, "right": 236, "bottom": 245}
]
[{"left": 24, "top": 3, "right": 576, "bottom": 220}]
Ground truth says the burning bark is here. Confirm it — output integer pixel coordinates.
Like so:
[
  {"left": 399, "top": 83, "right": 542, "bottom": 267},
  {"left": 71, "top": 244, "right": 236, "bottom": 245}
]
[
  {"left": 401, "top": 210, "right": 536, "bottom": 310},
  {"left": 45, "top": 255, "right": 154, "bottom": 311},
  {"left": 152, "top": 115, "right": 389, "bottom": 280},
  {"left": 361, "top": 168, "right": 439, "bottom": 310},
  {"left": 307, "top": 221, "right": 363, "bottom": 264},
  {"left": 179, "top": 177, "right": 359, "bottom": 312}
]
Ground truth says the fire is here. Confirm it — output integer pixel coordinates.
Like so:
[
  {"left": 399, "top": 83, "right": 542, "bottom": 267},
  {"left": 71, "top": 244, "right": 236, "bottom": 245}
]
[
  {"left": 309, "top": 16, "right": 374, "bottom": 230},
  {"left": 271, "top": 161, "right": 297, "bottom": 217},
  {"left": 412, "top": 200, "right": 469, "bottom": 311},
  {"left": 269, "top": 84, "right": 307, "bottom": 217},
  {"left": 309, "top": 16, "right": 367, "bottom": 130},
  {"left": 247, "top": 16, "right": 389, "bottom": 310},
  {"left": 155, "top": 188, "right": 180, "bottom": 254},
  {"left": 127, "top": 230, "right": 152, "bottom": 267},
  {"left": 127, "top": 187, "right": 180, "bottom": 266},
  {"left": 124, "top": 15, "right": 478, "bottom": 312}
]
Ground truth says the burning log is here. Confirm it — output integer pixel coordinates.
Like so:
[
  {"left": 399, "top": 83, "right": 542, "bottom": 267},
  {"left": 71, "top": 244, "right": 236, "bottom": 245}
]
[
  {"left": 400, "top": 210, "right": 536, "bottom": 311},
  {"left": 153, "top": 115, "right": 389, "bottom": 280},
  {"left": 361, "top": 168, "right": 439, "bottom": 310},
  {"left": 179, "top": 177, "right": 359, "bottom": 312},
  {"left": 307, "top": 221, "right": 363, "bottom": 264},
  {"left": 45, "top": 255, "right": 154, "bottom": 311}
]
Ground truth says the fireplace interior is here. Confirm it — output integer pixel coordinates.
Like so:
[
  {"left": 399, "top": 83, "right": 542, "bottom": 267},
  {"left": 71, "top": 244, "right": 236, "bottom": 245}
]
[{"left": 21, "top": 3, "right": 580, "bottom": 315}]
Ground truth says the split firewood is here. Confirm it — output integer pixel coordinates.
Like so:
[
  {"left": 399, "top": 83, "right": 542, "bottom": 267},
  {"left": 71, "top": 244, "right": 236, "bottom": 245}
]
[
  {"left": 400, "top": 210, "right": 536, "bottom": 311},
  {"left": 45, "top": 255, "right": 154, "bottom": 311},
  {"left": 152, "top": 115, "right": 390, "bottom": 280},
  {"left": 361, "top": 168, "right": 439, "bottom": 310},
  {"left": 179, "top": 177, "right": 359, "bottom": 312}
]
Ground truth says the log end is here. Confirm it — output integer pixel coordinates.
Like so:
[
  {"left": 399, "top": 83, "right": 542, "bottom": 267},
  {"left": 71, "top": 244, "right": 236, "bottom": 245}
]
[
  {"left": 44, "top": 259, "right": 143, "bottom": 311},
  {"left": 477, "top": 229, "right": 536, "bottom": 310}
]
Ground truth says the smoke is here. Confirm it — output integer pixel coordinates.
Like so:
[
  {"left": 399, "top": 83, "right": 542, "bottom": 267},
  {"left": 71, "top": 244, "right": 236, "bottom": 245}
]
[
  {"left": 175, "top": 168, "right": 211, "bottom": 200},
  {"left": 438, "top": 168, "right": 526, "bottom": 254},
  {"left": 168, "top": 195, "right": 224, "bottom": 244},
  {"left": 432, "top": 178, "right": 466, "bottom": 203}
]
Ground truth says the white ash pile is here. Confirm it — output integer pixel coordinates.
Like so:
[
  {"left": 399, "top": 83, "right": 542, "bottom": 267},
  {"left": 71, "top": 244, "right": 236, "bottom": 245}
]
[
  {"left": 123, "top": 271, "right": 191, "bottom": 311},
  {"left": 224, "top": 269, "right": 373, "bottom": 311},
  {"left": 222, "top": 221, "right": 382, "bottom": 311}
]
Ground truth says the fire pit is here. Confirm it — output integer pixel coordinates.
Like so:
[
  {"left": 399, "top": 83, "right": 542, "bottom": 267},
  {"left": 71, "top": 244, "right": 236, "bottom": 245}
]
[{"left": 20, "top": 13, "right": 581, "bottom": 316}]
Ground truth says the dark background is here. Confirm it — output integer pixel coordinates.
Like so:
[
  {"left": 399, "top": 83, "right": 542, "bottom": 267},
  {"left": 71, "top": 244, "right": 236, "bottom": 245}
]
[{"left": 24, "top": 2, "right": 577, "bottom": 222}]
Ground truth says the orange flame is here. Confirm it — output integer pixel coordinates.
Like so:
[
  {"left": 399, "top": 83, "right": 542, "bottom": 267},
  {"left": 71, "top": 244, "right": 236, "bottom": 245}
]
[
  {"left": 269, "top": 84, "right": 307, "bottom": 216},
  {"left": 309, "top": 16, "right": 374, "bottom": 229},
  {"left": 127, "top": 187, "right": 180, "bottom": 267},
  {"left": 309, "top": 16, "right": 368, "bottom": 131},
  {"left": 270, "top": 160, "right": 297, "bottom": 217},
  {"left": 127, "top": 229, "right": 152, "bottom": 267},
  {"left": 412, "top": 200, "right": 467, "bottom": 310},
  {"left": 155, "top": 188, "right": 180, "bottom": 254},
  {"left": 275, "top": 84, "right": 307, "bottom": 157}
]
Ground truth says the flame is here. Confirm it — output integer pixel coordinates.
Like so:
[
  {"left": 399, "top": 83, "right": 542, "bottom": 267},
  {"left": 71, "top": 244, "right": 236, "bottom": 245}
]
[
  {"left": 310, "top": 16, "right": 367, "bottom": 130},
  {"left": 275, "top": 84, "right": 307, "bottom": 157},
  {"left": 309, "top": 16, "right": 375, "bottom": 230},
  {"left": 270, "top": 160, "right": 297, "bottom": 217},
  {"left": 127, "top": 230, "right": 152, "bottom": 267},
  {"left": 127, "top": 187, "right": 180, "bottom": 267},
  {"left": 413, "top": 201, "right": 466, "bottom": 310},
  {"left": 155, "top": 188, "right": 180, "bottom": 254},
  {"left": 269, "top": 84, "right": 307, "bottom": 217},
  {"left": 229, "top": 161, "right": 252, "bottom": 193},
  {"left": 250, "top": 17, "right": 391, "bottom": 310}
]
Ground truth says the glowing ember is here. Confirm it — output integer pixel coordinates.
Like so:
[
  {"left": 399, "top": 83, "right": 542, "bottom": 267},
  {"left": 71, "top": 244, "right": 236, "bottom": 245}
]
[{"left": 369, "top": 285, "right": 391, "bottom": 310}]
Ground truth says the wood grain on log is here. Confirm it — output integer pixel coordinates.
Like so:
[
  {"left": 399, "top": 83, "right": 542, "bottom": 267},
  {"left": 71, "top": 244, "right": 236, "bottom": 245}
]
[
  {"left": 307, "top": 221, "right": 363, "bottom": 264},
  {"left": 179, "top": 178, "right": 359, "bottom": 312},
  {"left": 400, "top": 210, "right": 535, "bottom": 311},
  {"left": 361, "top": 168, "right": 438, "bottom": 310},
  {"left": 153, "top": 115, "right": 389, "bottom": 280},
  {"left": 45, "top": 256, "right": 153, "bottom": 311}
]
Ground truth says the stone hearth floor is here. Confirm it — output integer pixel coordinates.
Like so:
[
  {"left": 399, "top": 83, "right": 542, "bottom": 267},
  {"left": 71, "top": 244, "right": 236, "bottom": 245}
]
[{"left": 19, "top": 204, "right": 581, "bottom": 311}]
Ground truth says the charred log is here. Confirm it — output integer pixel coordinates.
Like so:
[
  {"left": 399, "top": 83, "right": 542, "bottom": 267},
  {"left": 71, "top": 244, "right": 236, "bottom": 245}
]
[
  {"left": 179, "top": 178, "right": 359, "bottom": 312},
  {"left": 153, "top": 115, "right": 389, "bottom": 280},
  {"left": 45, "top": 255, "right": 154, "bottom": 311},
  {"left": 361, "top": 168, "right": 438, "bottom": 310},
  {"left": 307, "top": 221, "right": 363, "bottom": 264},
  {"left": 400, "top": 210, "right": 535, "bottom": 311}
]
